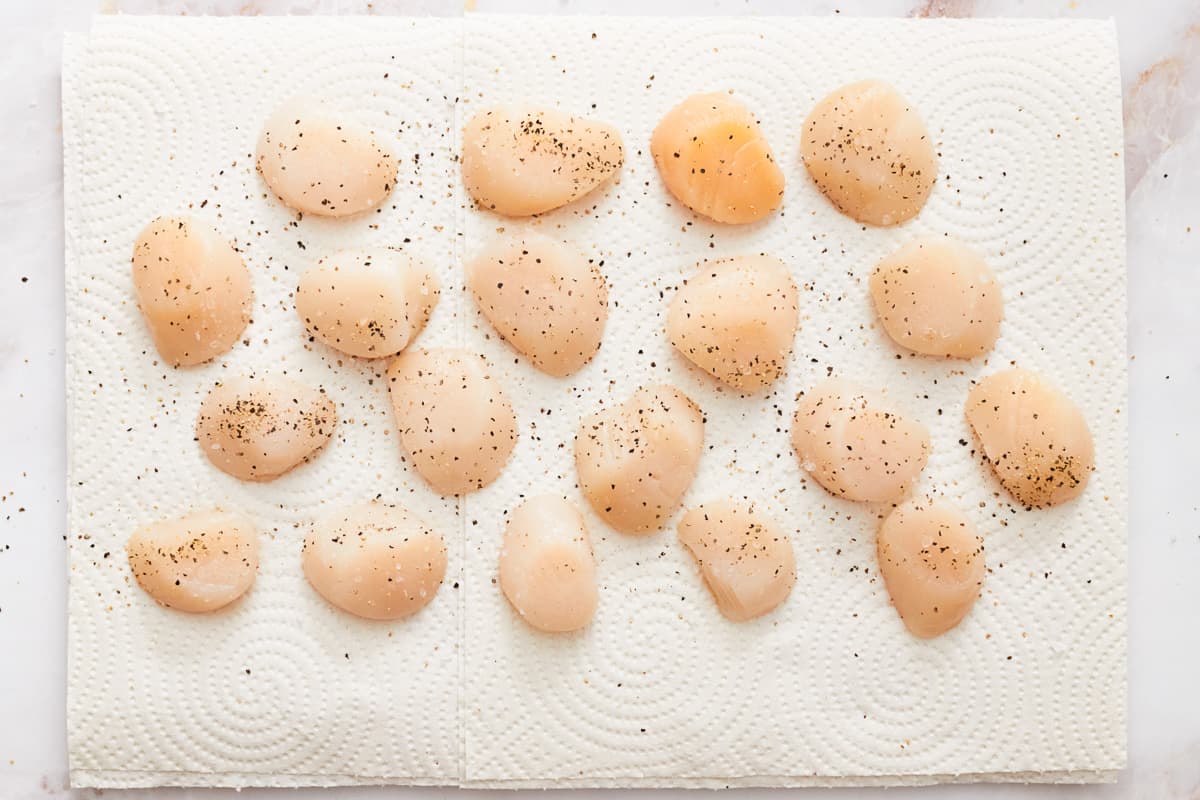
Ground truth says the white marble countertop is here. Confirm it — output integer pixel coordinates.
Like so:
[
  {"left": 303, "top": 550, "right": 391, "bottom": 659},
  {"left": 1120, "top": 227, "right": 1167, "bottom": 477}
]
[{"left": 1, "top": 1, "right": 1196, "bottom": 798}]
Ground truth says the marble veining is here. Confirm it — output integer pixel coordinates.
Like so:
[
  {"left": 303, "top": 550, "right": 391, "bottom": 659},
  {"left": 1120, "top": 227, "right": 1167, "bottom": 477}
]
[{"left": 0, "top": 1, "right": 1197, "bottom": 798}]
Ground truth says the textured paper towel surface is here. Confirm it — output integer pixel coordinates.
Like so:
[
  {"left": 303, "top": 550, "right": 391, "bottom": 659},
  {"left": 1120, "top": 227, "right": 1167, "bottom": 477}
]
[
  {"left": 458, "top": 15, "right": 1126, "bottom": 788},
  {"left": 64, "top": 14, "right": 1126, "bottom": 789},
  {"left": 63, "top": 16, "right": 463, "bottom": 788}
]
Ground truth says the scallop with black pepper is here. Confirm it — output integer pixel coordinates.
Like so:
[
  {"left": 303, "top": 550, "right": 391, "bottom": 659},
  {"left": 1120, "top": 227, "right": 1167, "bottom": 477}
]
[
  {"left": 126, "top": 510, "right": 258, "bottom": 613},
  {"left": 386, "top": 347, "right": 518, "bottom": 496},
  {"left": 302, "top": 502, "right": 447, "bottom": 621},
  {"left": 461, "top": 105, "right": 625, "bottom": 216},
  {"left": 965, "top": 368, "right": 1094, "bottom": 508},
  {"left": 131, "top": 216, "right": 252, "bottom": 367},
  {"left": 466, "top": 233, "right": 608, "bottom": 377},
  {"left": 196, "top": 376, "right": 337, "bottom": 482},
  {"left": 667, "top": 255, "right": 798, "bottom": 391},
  {"left": 791, "top": 378, "right": 930, "bottom": 503},
  {"left": 801, "top": 80, "right": 937, "bottom": 226},
  {"left": 877, "top": 500, "right": 986, "bottom": 639},
  {"left": 256, "top": 98, "right": 397, "bottom": 217},
  {"left": 651, "top": 92, "right": 785, "bottom": 224},
  {"left": 575, "top": 384, "right": 704, "bottom": 535}
]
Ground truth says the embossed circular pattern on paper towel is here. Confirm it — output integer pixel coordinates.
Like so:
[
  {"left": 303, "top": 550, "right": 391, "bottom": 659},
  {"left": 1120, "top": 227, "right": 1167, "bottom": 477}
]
[
  {"left": 66, "top": 17, "right": 463, "bottom": 785},
  {"left": 66, "top": 15, "right": 1125, "bottom": 789}
]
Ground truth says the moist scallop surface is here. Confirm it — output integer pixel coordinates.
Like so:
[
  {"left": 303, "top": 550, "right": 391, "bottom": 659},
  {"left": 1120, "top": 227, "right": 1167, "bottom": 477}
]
[
  {"left": 965, "top": 368, "right": 1095, "bottom": 508},
  {"left": 667, "top": 255, "right": 799, "bottom": 391},
  {"left": 801, "top": 79, "right": 937, "bottom": 226},
  {"left": 255, "top": 98, "right": 397, "bottom": 217},
  {"left": 131, "top": 216, "right": 252, "bottom": 367},
  {"left": 877, "top": 500, "right": 986, "bottom": 639},
  {"left": 499, "top": 495, "right": 598, "bottom": 633},
  {"left": 575, "top": 384, "right": 705, "bottom": 535},
  {"left": 651, "top": 92, "right": 785, "bottom": 224},
  {"left": 295, "top": 248, "right": 440, "bottom": 359},
  {"left": 302, "top": 503, "right": 447, "bottom": 621},
  {"left": 870, "top": 236, "right": 1003, "bottom": 358},
  {"left": 195, "top": 376, "right": 337, "bottom": 482},
  {"left": 461, "top": 105, "right": 625, "bottom": 217},
  {"left": 466, "top": 233, "right": 608, "bottom": 376},
  {"left": 386, "top": 347, "right": 518, "bottom": 496},
  {"left": 676, "top": 499, "right": 796, "bottom": 622},
  {"left": 791, "top": 378, "right": 930, "bottom": 503},
  {"left": 126, "top": 510, "right": 258, "bottom": 613}
]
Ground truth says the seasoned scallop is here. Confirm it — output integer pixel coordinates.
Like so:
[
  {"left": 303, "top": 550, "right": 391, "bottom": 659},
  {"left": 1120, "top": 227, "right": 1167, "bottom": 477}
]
[
  {"left": 870, "top": 237, "right": 1002, "bottom": 358},
  {"left": 667, "top": 255, "right": 798, "bottom": 390},
  {"left": 295, "top": 248, "right": 439, "bottom": 359},
  {"left": 467, "top": 233, "right": 608, "bottom": 376},
  {"left": 499, "top": 495, "right": 598, "bottom": 633},
  {"left": 461, "top": 105, "right": 624, "bottom": 216},
  {"left": 877, "top": 500, "right": 986, "bottom": 639},
  {"left": 196, "top": 376, "right": 337, "bottom": 482},
  {"left": 575, "top": 384, "right": 704, "bottom": 534},
  {"left": 131, "top": 216, "right": 252, "bottom": 367},
  {"left": 651, "top": 93, "right": 785, "bottom": 224},
  {"left": 256, "top": 98, "right": 396, "bottom": 217},
  {"left": 126, "top": 510, "right": 258, "bottom": 613},
  {"left": 801, "top": 80, "right": 937, "bottom": 226},
  {"left": 791, "top": 378, "right": 930, "bottom": 503},
  {"left": 302, "top": 502, "right": 447, "bottom": 621},
  {"left": 386, "top": 348, "right": 518, "bottom": 496},
  {"left": 965, "top": 368, "right": 1094, "bottom": 508},
  {"left": 677, "top": 499, "right": 796, "bottom": 622}
]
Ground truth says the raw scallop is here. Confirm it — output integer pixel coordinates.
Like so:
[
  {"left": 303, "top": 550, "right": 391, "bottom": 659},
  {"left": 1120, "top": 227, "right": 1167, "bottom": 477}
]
[
  {"left": 667, "top": 255, "right": 798, "bottom": 390},
  {"left": 965, "top": 368, "right": 1094, "bottom": 508},
  {"left": 870, "top": 236, "right": 1002, "bottom": 358},
  {"left": 302, "top": 502, "right": 447, "bottom": 621},
  {"left": 295, "top": 248, "right": 439, "bottom": 359},
  {"left": 467, "top": 233, "right": 608, "bottom": 376},
  {"left": 575, "top": 384, "right": 704, "bottom": 534},
  {"left": 801, "top": 80, "right": 937, "bottom": 226},
  {"left": 877, "top": 500, "right": 986, "bottom": 639},
  {"left": 196, "top": 376, "right": 337, "bottom": 482},
  {"left": 499, "top": 495, "right": 598, "bottom": 633},
  {"left": 677, "top": 499, "right": 796, "bottom": 622},
  {"left": 256, "top": 98, "right": 396, "bottom": 217},
  {"left": 386, "top": 348, "right": 518, "bottom": 496},
  {"left": 791, "top": 378, "right": 930, "bottom": 503},
  {"left": 461, "top": 105, "right": 624, "bottom": 216},
  {"left": 651, "top": 92, "right": 784, "bottom": 224},
  {"left": 131, "top": 216, "right": 252, "bottom": 367},
  {"left": 126, "top": 510, "right": 258, "bottom": 613}
]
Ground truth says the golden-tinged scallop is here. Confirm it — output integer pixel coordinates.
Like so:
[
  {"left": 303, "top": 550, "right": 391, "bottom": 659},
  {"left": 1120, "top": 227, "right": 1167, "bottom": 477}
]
[
  {"left": 499, "top": 495, "right": 598, "bottom": 633},
  {"left": 256, "top": 99, "right": 396, "bottom": 217},
  {"left": 386, "top": 348, "right": 518, "bottom": 496},
  {"left": 302, "top": 503, "right": 447, "bottom": 621},
  {"left": 801, "top": 80, "right": 937, "bottom": 226},
  {"left": 877, "top": 500, "right": 986, "bottom": 639},
  {"left": 677, "top": 499, "right": 796, "bottom": 622},
  {"left": 870, "top": 237, "right": 1002, "bottom": 358},
  {"left": 126, "top": 510, "right": 258, "bottom": 613},
  {"left": 461, "top": 105, "right": 624, "bottom": 216},
  {"left": 466, "top": 233, "right": 608, "bottom": 376},
  {"left": 667, "top": 255, "right": 798, "bottom": 391},
  {"left": 965, "top": 368, "right": 1095, "bottom": 508},
  {"left": 651, "top": 93, "right": 785, "bottom": 224},
  {"left": 196, "top": 376, "right": 337, "bottom": 482},
  {"left": 791, "top": 378, "right": 930, "bottom": 503},
  {"left": 295, "top": 248, "right": 439, "bottom": 359},
  {"left": 131, "top": 216, "right": 252, "bottom": 367},
  {"left": 575, "top": 384, "right": 704, "bottom": 535}
]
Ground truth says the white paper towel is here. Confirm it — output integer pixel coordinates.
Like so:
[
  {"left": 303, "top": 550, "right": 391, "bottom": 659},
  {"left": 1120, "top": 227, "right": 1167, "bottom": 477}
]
[{"left": 64, "top": 14, "right": 1127, "bottom": 789}]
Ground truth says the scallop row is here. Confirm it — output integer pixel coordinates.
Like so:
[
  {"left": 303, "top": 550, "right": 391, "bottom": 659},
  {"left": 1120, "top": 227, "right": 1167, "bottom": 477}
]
[{"left": 125, "top": 84, "right": 1095, "bottom": 639}]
